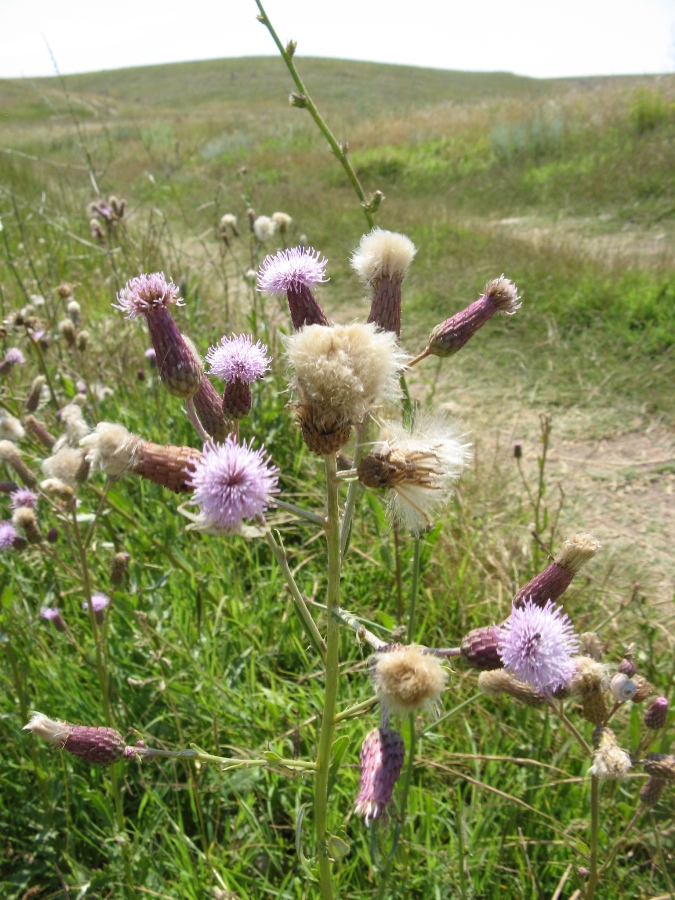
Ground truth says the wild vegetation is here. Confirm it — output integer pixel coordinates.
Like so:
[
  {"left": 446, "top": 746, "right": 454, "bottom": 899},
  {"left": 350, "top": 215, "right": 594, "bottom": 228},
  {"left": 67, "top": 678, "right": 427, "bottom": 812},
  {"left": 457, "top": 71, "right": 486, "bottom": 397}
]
[{"left": 0, "top": 32, "right": 674, "bottom": 900}]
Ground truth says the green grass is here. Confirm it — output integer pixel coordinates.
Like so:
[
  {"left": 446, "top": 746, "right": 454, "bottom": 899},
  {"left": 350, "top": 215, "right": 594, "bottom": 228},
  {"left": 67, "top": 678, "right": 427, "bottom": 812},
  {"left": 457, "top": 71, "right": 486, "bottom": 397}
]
[{"left": 0, "top": 55, "right": 674, "bottom": 899}]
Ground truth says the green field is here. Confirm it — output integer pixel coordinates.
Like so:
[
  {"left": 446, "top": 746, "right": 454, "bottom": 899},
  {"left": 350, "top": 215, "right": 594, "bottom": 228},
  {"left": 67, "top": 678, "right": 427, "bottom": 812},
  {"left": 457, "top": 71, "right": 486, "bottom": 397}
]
[{"left": 1, "top": 53, "right": 674, "bottom": 899}]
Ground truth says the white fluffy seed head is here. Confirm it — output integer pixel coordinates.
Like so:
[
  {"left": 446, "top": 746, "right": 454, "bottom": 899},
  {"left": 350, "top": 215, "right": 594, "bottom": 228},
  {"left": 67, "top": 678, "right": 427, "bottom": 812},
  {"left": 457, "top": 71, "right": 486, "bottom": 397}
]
[
  {"left": 589, "top": 728, "right": 632, "bottom": 780},
  {"left": 54, "top": 403, "right": 91, "bottom": 451},
  {"left": 41, "top": 446, "right": 88, "bottom": 486},
  {"left": 373, "top": 645, "right": 448, "bottom": 716},
  {"left": 271, "top": 211, "right": 292, "bottom": 233},
  {"left": 555, "top": 533, "right": 601, "bottom": 574},
  {"left": 0, "top": 415, "right": 25, "bottom": 442},
  {"left": 284, "top": 322, "right": 407, "bottom": 427},
  {"left": 351, "top": 228, "right": 417, "bottom": 287},
  {"left": 253, "top": 216, "right": 276, "bottom": 243},
  {"left": 23, "top": 712, "right": 71, "bottom": 746},
  {"left": 80, "top": 423, "right": 142, "bottom": 478}
]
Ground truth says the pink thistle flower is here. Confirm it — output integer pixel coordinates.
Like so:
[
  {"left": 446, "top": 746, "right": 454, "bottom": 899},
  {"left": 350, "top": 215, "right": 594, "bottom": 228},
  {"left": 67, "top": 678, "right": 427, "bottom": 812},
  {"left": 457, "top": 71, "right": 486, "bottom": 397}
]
[
  {"left": 113, "top": 273, "right": 183, "bottom": 320},
  {"left": 187, "top": 437, "right": 279, "bottom": 533},
  {"left": 82, "top": 592, "right": 110, "bottom": 623},
  {"left": 40, "top": 607, "right": 68, "bottom": 632},
  {"left": 206, "top": 335, "right": 271, "bottom": 385},
  {"left": 5, "top": 348, "right": 26, "bottom": 365},
  {"left": 10, "top": 488, "right": 38, "bottom": 509},
  {"left": 0, "top": 521, "right": 18, "bottom": 550},
  {"left": 258, "top": 247, "right": 329, "bottom": 330},
  {"left": 354, "top": 727, "right": 405, "bottom": 825},
  {"left": 499, "top": 599, "right": 578, "bottom": 694}
]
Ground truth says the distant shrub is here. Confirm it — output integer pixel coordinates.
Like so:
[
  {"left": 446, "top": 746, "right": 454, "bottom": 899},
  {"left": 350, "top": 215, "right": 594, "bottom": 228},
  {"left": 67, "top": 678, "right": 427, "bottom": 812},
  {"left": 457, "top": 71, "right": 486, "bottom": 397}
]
[
  {"left": 630, "top": 88, "right": 674, "bottom": 135},
  {"left": 491, "top": 108, "right": 565, "bottom": 162}
]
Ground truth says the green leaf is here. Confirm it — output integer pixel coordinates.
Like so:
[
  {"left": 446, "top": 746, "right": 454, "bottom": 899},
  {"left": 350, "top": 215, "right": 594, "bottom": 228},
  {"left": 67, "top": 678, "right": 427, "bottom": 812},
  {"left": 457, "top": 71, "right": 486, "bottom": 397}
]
[{"left": 327, "top": 834, "right": 350, "bottom": 861}]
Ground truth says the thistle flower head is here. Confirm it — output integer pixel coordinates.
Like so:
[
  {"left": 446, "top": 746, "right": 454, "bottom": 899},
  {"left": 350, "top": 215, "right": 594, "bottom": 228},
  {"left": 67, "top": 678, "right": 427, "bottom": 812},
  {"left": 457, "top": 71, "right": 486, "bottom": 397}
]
[
  {"left": 23, "top": 712, "right": 130, "bottom": 766},
  {"left": 271, "top": 211, "right": 292, "bottom": 233},
  {"left": 513, "top": 531, "right": 600, "bottom": 608},
  {"left": 253, "top": 215, "right": 275, "bottom": 243},
  {"left": 0, "top": 521, "right": 18, "bottom": 550},
  {"left": 499, "top": 600, "right": 579, "bottom": 694},
  {"left": 354, "top": 727, "right": 405, "bottom": 825},
  {"left": 258, "top": 247, "right": 329, "bottom": 296},
  {"left": 351, "top": 228, "right": 417, "bottom": 287},
  {"left": 113, "top": 273, "right": 183, "bottom": 320},
  {"left": 4, "top": 347, "right": 25, "bottom": 365},
  {"left": 187, "top": 437, "right": 279, "bottom": 533},
  {"left": 206, "top": 335, "right": 271, "bottom": 384},
  {"left": 589, "top": 728, "right": 631, "bottom": 781},
  {"left": 83, "top": 592, "right": 110, "bottom": 619},
  {"left": 0, "top": 414, "right": 25, "bottom": 442},
  {"left": 358, "top": 413, "right": 470, "bottom": 534},
  {"left": 555, "top": 533, "right": 601, "bottom": 574},
  {"left": 372, "top": 645, "right": 448, "bottom": 716},
  {"left": 10, "top": 488, "right": 38, "bottom": 509},
  {"left": 284, "top": 323, "right": 407, "bottom": 451},
  {"left": 41, "top": 607, "right": 67, "bottom": 631},
  {"left": 484, "top": 276, "right": 521, "bottom": 314}
]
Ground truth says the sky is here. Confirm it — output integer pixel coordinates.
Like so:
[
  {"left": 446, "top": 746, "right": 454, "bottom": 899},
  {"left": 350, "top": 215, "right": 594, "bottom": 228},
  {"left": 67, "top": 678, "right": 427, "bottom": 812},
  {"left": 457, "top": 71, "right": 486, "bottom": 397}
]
[{"left": 1, "top": 0, "right": 674, "bottom": 81}]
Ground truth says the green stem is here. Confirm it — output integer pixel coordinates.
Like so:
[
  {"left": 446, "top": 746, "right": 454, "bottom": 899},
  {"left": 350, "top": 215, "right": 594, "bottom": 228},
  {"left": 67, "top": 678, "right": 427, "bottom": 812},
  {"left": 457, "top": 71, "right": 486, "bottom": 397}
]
[
  {"left": 340, "top": 418, "right": 371, "bottom": 559},
  {"left": 408, "top": 536, "right": 421, "bottom": 640},
  {"left": 651, "top": 811, "right": 675, "bottom": 898},
  {"left": 138, "top": 747, "right": 316, "bottom": 770},
  {"left": 265, "top": 528, "right": 327, "bottom": 660},
  {"left": 314, "top": 454, "right": 342, "bottom": 900},
  {"left": 254, "top": 0, "right": 376, "bottom": 229},
  {"left": 586, "top": 774, "right": 600, "bottom": 900}
]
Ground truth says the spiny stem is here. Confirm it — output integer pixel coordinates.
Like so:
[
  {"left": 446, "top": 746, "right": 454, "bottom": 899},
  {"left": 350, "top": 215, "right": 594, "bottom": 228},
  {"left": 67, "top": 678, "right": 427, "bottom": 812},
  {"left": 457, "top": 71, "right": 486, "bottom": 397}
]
[{"left": 254, "top": 0, "right": 376, "bottom": 229}]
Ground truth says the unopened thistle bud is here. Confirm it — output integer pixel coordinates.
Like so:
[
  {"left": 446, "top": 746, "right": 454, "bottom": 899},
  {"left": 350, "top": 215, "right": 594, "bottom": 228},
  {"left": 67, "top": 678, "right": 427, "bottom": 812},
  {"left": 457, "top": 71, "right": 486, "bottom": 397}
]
[
  {"left": 23, "top": 712, "right": 133, "bottom": 766},
  {"left": 23, "top": 415, "right": 55, "bottom": 448},
  {"left": 284, "top": 323, "right": 407, "bottom": 455},
  {"left": 46, "top": 526, "right": 59, "bottom": 542},
  {"left": 477, "top": 669, "right": 546, "bottom": 707},
  {"left": 114, "top": 273, "right": 203, "bottom": 399},
  {"left": 642, "top": 754, "right": 675, "bottom": 782},
  {"left": 192, "top": 378, "right": 231, "bottom": 443},
  {"left": 77, "top": 330, "right": 89, "bottom": 352},
  {"left": 0, "top": 440, "right": 36, "bottom": 486},
  {"left": 631, "top": 675, "right": 653, "bottom": 703},
  {"left": 373, "top": 645, "right": 447, "bottom": 716},
  {"left": 460, "top": 625, "right": 504, "bottom": 670},
  {"left": 12, "top": 506, "right": 41, "bottom": 543},
  {"left": 58, "top": 283, "right": 74, "bottom": 299},
  {"left": 351, "top": 229, "right": 417, "bottom": 338},
  {"left": 81, "top": 422, "right": 202, "bottom": 494},
  {"left": 513, "top": 533, "right": 601, "bottom": 608},
  {"left": 569, "top": 657, "right": 609, "bottom": 725},
  {"left": 421, "top": 276, "right": 521, "bottom": 359},
  {"left": 219, "top": 213, "right": 239, "bottom": 238},
  {"left": 354, "top": 726, "right": 405, "bottom": 824},
  {"left": 111, "top": 551, "right": 130, "bottom": 585},
  {"left": 640, "top": 776, "right": 667, "bottom": 806},
  {"left": 258, "top": 247, "right": 329, "bottom": 330},
  {"left": 644, "top": 697, "right": 668, "bottom": 729},
  {"left": 588, "top": 728, "right": 631, "bottom": 780},
  {"left": 617, "top": 655, "right": 637, "bottom": 677},
  {"left": 24, "top": 376, "right": 46, "bottom": 413},
  {"left": 58, "top": 318, "right": 77, "bottom": 348}
]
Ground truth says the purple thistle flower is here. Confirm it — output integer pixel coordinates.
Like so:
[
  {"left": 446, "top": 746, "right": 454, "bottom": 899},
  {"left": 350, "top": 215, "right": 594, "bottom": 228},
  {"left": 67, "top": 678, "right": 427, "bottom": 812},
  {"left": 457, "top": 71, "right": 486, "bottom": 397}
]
[
  {"left": 0, "top": 521, "right": 18, "bottom": 550},
  {"left": 258, "top": 247, "right": 328, "bottom": 296},
  {"left": 4, "top": 348, "right": 25, "bottom": 365},
  {"left": 206, "top": 335, "right": 271, "bottom": 384},
  {"left": 499, "top": 599, "right": 579, "bottom": 693},
  {"left": 82, "top": 592, "right": 111, "bottom": 623},
  {"left": 187, "top": 437, "right": 279, "bottom": 532},
  {"left": 10, "top": 488, "right": 38, "bottom": 510},
  {"left": 113, "top": 273, "right": 183, "bottom": 320},
  {"left": 41, "top": 607, "right": 67, "bottom": 632},
  {"left": 258, "top": 247, "right": 329, "bottom": 330}
]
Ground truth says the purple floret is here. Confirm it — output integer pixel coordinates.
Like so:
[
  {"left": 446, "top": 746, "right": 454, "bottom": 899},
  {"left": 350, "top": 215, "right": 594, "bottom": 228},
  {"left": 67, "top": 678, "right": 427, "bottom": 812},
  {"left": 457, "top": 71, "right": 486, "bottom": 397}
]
[
  {"left": 5, "top": 348, "right": 25, "bottom": 365},
  {"left": 499, "top": 599, "right": 579, "bottom": 693},
  {"left": 0, "top": 521, "right": 17, "bottom": 550},
  {"left": 187, "top": 437, "right": 279, "bottom": 532},
  {"left": 257, "top": 247, "right": 328, "bottom": 296},
  {"left": 206, "top": 335, "right": 271, "bottom": 384},
  {"left": 10, "top": 488, "right": 38, "bottom": 510},
  {"left": 113, "top": 273, "right": 183, "bottom": 320}
]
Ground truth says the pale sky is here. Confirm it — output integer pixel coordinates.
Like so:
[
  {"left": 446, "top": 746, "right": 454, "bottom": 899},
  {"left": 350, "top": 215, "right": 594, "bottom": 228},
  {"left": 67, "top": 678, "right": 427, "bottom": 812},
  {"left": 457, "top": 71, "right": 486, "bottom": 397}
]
[{"left": 1, "top": 0, "right": 673, "bottom": 81}]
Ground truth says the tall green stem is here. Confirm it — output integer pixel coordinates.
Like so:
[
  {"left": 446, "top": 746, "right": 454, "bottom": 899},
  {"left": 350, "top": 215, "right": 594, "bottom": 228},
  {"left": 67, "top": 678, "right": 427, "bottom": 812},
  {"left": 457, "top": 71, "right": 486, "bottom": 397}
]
[
  {"left": 314, "top": 453, "right": 342, "bottom": 899},
  {"left": 586, "top": 774, "right": 600, "bottom": 899}
]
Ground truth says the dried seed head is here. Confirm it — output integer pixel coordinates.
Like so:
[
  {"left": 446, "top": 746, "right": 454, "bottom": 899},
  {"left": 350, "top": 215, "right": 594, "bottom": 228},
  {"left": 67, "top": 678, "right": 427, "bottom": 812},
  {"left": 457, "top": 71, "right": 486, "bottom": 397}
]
[
  {"left": 642, "top": 754, "right": 675, "bottom": 782},
  {"left": 58, "top": 318, "right": 77, "bottom": 348},
  {"left": 589, "top": 728, "right": 631, "bottom": 780},
  {"left": 55, "top": 403, "right": 91, "bottom": 449},
  {"left": 644, "top": 697, "right": 669, "bottom": 730},
  {"left": 639, "top": 776, "right": 667, "bottom": 806},
  {"left": 271, "top": 211, "right": 292, "bottom": 234},
  {"left": 0, "top": 414, "right": 25, "bottom": 443},
  {"left": 555, "top": 533, "right": 601, "bottom": 574},
  {"left": 460, "top": 625, "right": 504, "bottom": 671},
  {"left": 66, "top": 299, "right": 81, "bottom": 324},
  {"left": 477, "top": 670, "right": 546, "bottom": 707},
  {"left": 578, "top": 632, "right": 605, "bottom": 661},
  {"left": 0, "top": 440, "right": 36, "bottom": 485},
  {"left": 41, "top": 446, "right": 89, "bottom": 487},
  {"left": 373, "top": 645, "right": 448, "bottom": 716},
  {"left": 24, "top": 376, "right": 46, "bottom": 413},
  {"left": 111, "top": 551, "right": 131, "bottom": 585},
  {"left": 358, "top": 413, "right": 469, "bottom": 535},
  {"left": 77, "top": 331, "right": 89, "bottom": 352},
  {"left": 425, "top": 276, "right": 520, "bottom": 357},
  {"left": 253, "top": 216, "right": 275, "bottom": 243},
  {"left": 12, "top": 506, "right": 41, "bottom": 543},
  {"left": 23, "top": 712, "right": 129, "bottom": 766},
  {"left": 631, "top": 675, "right": 653, "bottom": 703},
  {"left": 351, "top": 229, "right": 417, "bottom": 337},
  {"left": 40, "top": 478, "right": 74, "bottom": 501},
  {"left": 354, "top": 727, "right": 405, "bottom": 825},
  {"left": 569, "top": 657, "right": 610, "bottom": 724},
  {"left": 80, "top": 422, "right": 142, "bottom": 479}
]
